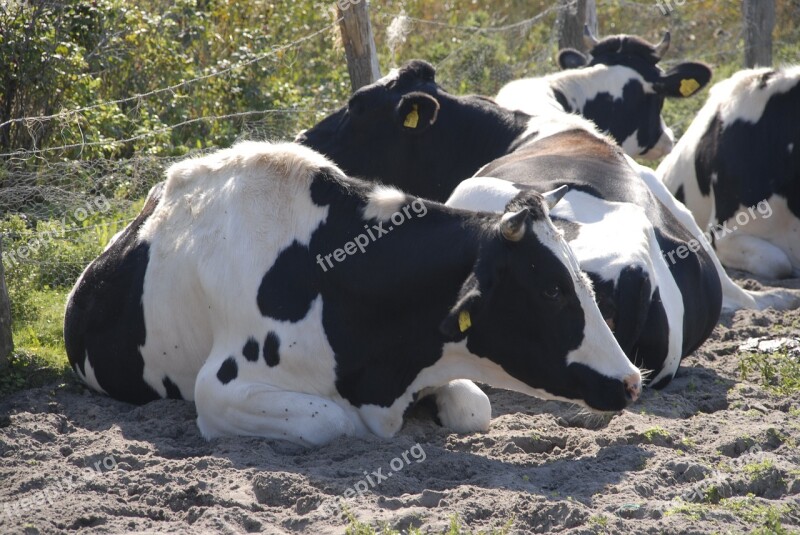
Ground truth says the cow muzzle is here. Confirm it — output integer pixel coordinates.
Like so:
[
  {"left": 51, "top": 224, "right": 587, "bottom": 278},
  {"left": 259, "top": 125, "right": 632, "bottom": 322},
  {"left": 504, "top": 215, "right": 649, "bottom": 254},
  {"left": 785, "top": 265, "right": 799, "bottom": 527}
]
[{"left": 623, "top": 372, "right": 642, "bottom": 402}]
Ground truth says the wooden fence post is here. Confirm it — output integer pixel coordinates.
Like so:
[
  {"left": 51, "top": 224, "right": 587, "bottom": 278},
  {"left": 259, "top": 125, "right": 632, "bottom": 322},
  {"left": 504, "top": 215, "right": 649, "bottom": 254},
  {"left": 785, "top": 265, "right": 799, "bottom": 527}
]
[
  {"left": 0, "top": 236, "right": 13, "bottom": 369},
  {"left": 558, "top": 0, "right": 598, "bottom": 53},
  {"left": 337, "top": 0, "right": 381, "bottom": 92},
  {"left": 743, "top": 0, "right": 775, "bottom": 68}
]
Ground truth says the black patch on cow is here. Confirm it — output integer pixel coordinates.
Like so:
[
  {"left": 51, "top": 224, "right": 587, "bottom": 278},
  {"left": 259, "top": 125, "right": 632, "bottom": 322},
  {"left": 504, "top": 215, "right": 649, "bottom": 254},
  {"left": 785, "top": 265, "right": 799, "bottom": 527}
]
[
  {"left": 553, "top": 89, "right": 572, "bottom": 112},
  {"left": 257, "top": 240, "right": 319, "bottom": 322},
  {"left": 674, "top": 185, "right": 685, "bottom": 204},
  {"left": 242, "top": 337, "right": 260, "bottom": 362},
  {"left": 695, "top": 80, "right": 800, "bottom": 225},
  {"left": 694, "top": 112, "right": 722, "bottom": 198},
  {"left": 300, "top": 64, "right": 722, "bottom": 393},
  {"left": 263, "top": 332, "right": 280, "bottom": 367},
  {"left": 63, "top": 182, "right": 165, "bottom": 404},
  {"left": 217, "top": 357, "right": 238, "bottom": 385},
  {"left": 567, "top": 363, "right": 630, "bottom": 411},
  {"left": 588, "top": 35, "right": 662, "bottom": 68},
  {"left": 649, "top": 373, "right": 673, "bottom": 390},
  {"left": 582, "top": 80, "right": 665, "bottom": 155},
  {"left": 612, "top": 265, "right": 653, "bottom": 358},
  {"left": 298, "top": 60, "right": 530, "bottom": 202},
  {"left": 480, "top": 129, "right": 722, "bottom": 386},
  {"left": 162, "top": 376, "right": 183, "bottom": 400},
  {"left": 758, "top": 70, "right": 776, "bottom": 89}
]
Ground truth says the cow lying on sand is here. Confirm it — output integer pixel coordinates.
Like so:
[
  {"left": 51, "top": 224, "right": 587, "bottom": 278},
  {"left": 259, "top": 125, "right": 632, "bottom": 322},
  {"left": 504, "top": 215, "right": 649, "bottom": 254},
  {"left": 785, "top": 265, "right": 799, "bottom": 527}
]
[
  {"left": 64, "top": 141, "right": 641, "bottom": 445},
  {"left": 495, "top": 26, "right": 711, "bottom": 159},
  {"left": 659, "top": 66, "right": 800, "bottom": 279},
  {"left": 298, "top": 60, "right": 799, "bottom": 391}
]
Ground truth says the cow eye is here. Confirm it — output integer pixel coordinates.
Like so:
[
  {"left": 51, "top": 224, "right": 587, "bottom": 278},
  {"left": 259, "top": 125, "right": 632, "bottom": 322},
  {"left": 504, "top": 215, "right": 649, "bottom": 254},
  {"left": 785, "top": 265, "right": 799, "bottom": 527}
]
[{"left": 543, "top": 284, "right": 562, "bottom": 300}]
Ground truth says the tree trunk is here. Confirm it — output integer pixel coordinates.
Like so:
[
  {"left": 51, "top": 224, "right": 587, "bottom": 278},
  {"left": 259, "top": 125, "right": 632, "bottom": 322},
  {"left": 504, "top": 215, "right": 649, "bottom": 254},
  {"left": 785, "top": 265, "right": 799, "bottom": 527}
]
[
  {"left": 558, "top": 0, "right": 598, "bottom": 53},
  {"left": 337, "top": 0, "right": 381, "bottom": 92},
  {"left": 743, "top": 0, "right": 775, "bottom": 68},
  {"left": 0, "top": 236, "right": 13, "bottom": 370}
]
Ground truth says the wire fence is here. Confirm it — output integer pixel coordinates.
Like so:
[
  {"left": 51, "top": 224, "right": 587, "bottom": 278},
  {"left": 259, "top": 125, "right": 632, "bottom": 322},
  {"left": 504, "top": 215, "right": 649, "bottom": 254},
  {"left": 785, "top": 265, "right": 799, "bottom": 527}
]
[{"left": 1, "top": 0, "right": 799, "bottom": 355}]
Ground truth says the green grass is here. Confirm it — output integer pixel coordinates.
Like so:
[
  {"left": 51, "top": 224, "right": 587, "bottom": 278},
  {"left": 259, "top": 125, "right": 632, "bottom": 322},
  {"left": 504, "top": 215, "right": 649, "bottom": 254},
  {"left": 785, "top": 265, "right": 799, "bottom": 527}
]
[
  {"left": 719, "top": 495, "right": 793, "bottom": 535},
  {"left": 0, "top": 350, "right": 74, "bottom": 399},
  {"left": 738, "top": 350, "right": 800, "bottom": 396},
  {"left": 642, "top": 426, "right": 671, "bottom": 443},
  {"left": 344, "top": 514, "right": 513, "bottom": 535},
  {"left": 664, "top": 500, "right": 708, "bottom": 521}
]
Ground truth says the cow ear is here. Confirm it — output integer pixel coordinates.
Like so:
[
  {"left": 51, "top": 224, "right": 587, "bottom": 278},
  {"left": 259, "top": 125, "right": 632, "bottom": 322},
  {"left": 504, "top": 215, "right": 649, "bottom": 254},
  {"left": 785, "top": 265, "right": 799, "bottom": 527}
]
[
  {"left": 440, "top": 265, "right": 494, "bottom": 341},
  {"left": 655, "top": 62, "right": 712, "bottom": 98},
  {"left": 558, "top": 49, "right": 588, "bottom": 70},
  {"left": 396, "top": 92, "right": 440, "bottom": 133}
]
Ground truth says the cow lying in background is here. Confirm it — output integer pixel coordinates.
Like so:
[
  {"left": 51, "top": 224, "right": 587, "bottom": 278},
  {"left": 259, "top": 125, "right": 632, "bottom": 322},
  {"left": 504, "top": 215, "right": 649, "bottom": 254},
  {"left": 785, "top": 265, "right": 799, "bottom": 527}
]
[
  {"left": 495, "top": 26, "right": 711, "bottom": 159},
  {"left": 658, "top": 66, "right": 800, "bottom": 279},
  {"left": 64, "top": 141, "right": 642, "bottom": 445},
  {"left": 298, "top": 60, "right": 798, "bottom": 390}
]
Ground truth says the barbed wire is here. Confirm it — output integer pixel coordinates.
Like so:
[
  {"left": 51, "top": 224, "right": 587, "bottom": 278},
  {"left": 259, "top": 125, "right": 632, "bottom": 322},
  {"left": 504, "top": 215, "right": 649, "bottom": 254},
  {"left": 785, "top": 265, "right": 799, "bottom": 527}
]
[
  {"left": 0, "top": 19, "right": 342, "bottom": 134},
  {"left": 2, "top": 1, "right": 797, "bottom": 287},
  {"left": 0, "top": 109, "right": 327, "bottom": 159}
]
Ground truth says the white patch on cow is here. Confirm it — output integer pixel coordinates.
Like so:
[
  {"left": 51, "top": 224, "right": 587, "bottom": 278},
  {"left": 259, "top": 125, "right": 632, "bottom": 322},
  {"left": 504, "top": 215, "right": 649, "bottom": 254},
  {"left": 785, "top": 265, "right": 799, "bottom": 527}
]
[
  {"left": 454, "top": 184, "right": 639, "bottom": 385},
  {"left": 495, "top": 77, "right": 566, "bottom": 116},
  {"left": 74, "top": 351, "right": 108, "bottom": 395},
  {"left": 447, "top": 177, "right": 521, "bottom": 213},
  {"left": 620, "top": 131, "right": 642, "bottom": 158},
  {"left": 447, "top": 175, "right": 686, "bottom": 382},
  {"left": 635, "top": 157, "right": 800, "bottom": 311},
  {"left": 423, "top": 379, "right": 491, "bottom": 433},
  {"left": 530, "top": 211, "right": 641, "bottom": 384},
  {"left": 553, "top": 190, "right": 684, "bottom": 381},
  {"left": 716, "top": 66, "right": 800, "bottom": 125},
  {"left": 496, "top": 65, "right": 651, "bottom": 156},
  {"left": 715, "top": 195, "right": 800, "bottom": 279},
  {"left": 376, "top": 68, "right": 401, "bottom": 86},
  {"left": 789, "top": 142, "right": 794, "bottom": 154},
  {"left": 659, "top": 66, "right": 800, "bottom": 233},
  {"left": 134, "top": 142, "right": 334, "bottom": 400},
  {"left": 640, "top": 120, "right": 674, "bottom": 159},
  {"left": 363, "top": 185, "right": 408, "bottom": 221},
  {"left": 195, "top": 296, "right": 372, "bottom": 444}
]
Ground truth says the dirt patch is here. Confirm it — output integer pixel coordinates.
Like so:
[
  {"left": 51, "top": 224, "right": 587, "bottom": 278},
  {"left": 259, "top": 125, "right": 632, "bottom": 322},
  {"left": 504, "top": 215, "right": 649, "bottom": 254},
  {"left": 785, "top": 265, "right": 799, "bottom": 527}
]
[{"left": 1, "top": 274, "right": 799, "bottom": 534}]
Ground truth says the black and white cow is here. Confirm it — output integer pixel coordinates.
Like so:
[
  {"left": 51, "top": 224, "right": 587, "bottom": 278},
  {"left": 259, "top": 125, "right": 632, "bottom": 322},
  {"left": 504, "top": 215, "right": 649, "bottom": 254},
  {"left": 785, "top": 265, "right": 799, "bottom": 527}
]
[
  {"left": 64, "top": 141, "right": 642, "bottom": 445},
  {"left": 658, "top": 66, "right": 800, "bottom": 279},
  {"left": 495, "top": 27, "right": 712, "bottom": 159},
  {"left": 298, "top": 60, "right": 798, "bottom": 387}
]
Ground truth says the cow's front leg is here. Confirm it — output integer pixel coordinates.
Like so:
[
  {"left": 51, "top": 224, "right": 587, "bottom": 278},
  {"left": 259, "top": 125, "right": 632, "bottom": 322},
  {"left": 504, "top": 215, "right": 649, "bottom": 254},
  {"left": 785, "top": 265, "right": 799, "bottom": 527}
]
[
  {"left": 194, "top": 355, "right": 358, "bottom": 446},
  {"left": 419, "top": 379, "right": 492, "bottom": 433},
  {"left": 716, "top": 233, "right": 794, "bottom": 279}
]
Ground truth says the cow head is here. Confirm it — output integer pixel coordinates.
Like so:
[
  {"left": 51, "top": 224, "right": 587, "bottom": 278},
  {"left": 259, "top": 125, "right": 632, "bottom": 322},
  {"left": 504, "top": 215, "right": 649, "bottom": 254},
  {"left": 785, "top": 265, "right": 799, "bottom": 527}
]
[
  {"left": 555, "top": 26, "right": 711, "bottom": 159},
  {"left": 441, "top": 188, "right": 642, "bottom": 411},
  {"left": 296, "top": 60, "right": 529, "bottom": 202}
]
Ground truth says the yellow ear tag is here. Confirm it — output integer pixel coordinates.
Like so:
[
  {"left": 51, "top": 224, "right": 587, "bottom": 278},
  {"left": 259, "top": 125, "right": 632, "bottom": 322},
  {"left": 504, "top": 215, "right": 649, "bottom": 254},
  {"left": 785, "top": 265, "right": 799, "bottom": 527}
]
[
  {"left": 403, "top": 104, "right": 420, "bottom": 128},
  {"left": 458, "top": 310, "right": 472, "bottom": 333},
  {"left": 679, "top": 78, "right": 700, "bottom": 97}
]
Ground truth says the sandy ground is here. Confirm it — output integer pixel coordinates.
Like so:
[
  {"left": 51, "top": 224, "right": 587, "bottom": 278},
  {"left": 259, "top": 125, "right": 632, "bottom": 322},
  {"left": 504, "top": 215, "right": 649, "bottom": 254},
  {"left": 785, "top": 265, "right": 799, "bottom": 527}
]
[{"left": 1, "top": 272, "right": 799, "bottom": 535}]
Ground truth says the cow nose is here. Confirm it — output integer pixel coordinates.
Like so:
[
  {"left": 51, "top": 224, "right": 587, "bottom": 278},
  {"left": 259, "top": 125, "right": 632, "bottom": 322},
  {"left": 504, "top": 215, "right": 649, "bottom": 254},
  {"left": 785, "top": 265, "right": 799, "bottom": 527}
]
[
  {"left": 623, "top": 372, "right": 642, "bottom": 403},
  {"left": 294, "top": 130, "right": 308, "bottom": 143}
]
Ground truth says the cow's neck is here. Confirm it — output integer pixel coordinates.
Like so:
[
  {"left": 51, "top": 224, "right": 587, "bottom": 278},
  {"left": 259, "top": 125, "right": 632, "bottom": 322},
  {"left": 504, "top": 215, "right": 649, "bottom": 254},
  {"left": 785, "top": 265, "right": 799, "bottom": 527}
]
[
  {"left": 546, "top": 64, "right": 626, "bottom": 113},
  {"left": 326, "top": 205, "right": 487, "bottom": 302}
]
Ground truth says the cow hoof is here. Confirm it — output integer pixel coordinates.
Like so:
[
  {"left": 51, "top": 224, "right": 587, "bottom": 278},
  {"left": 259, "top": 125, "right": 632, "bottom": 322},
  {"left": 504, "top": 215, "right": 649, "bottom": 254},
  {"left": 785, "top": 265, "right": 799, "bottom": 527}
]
[{"left": 433, "top": 379, "right": 492, "bottom": 433}]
